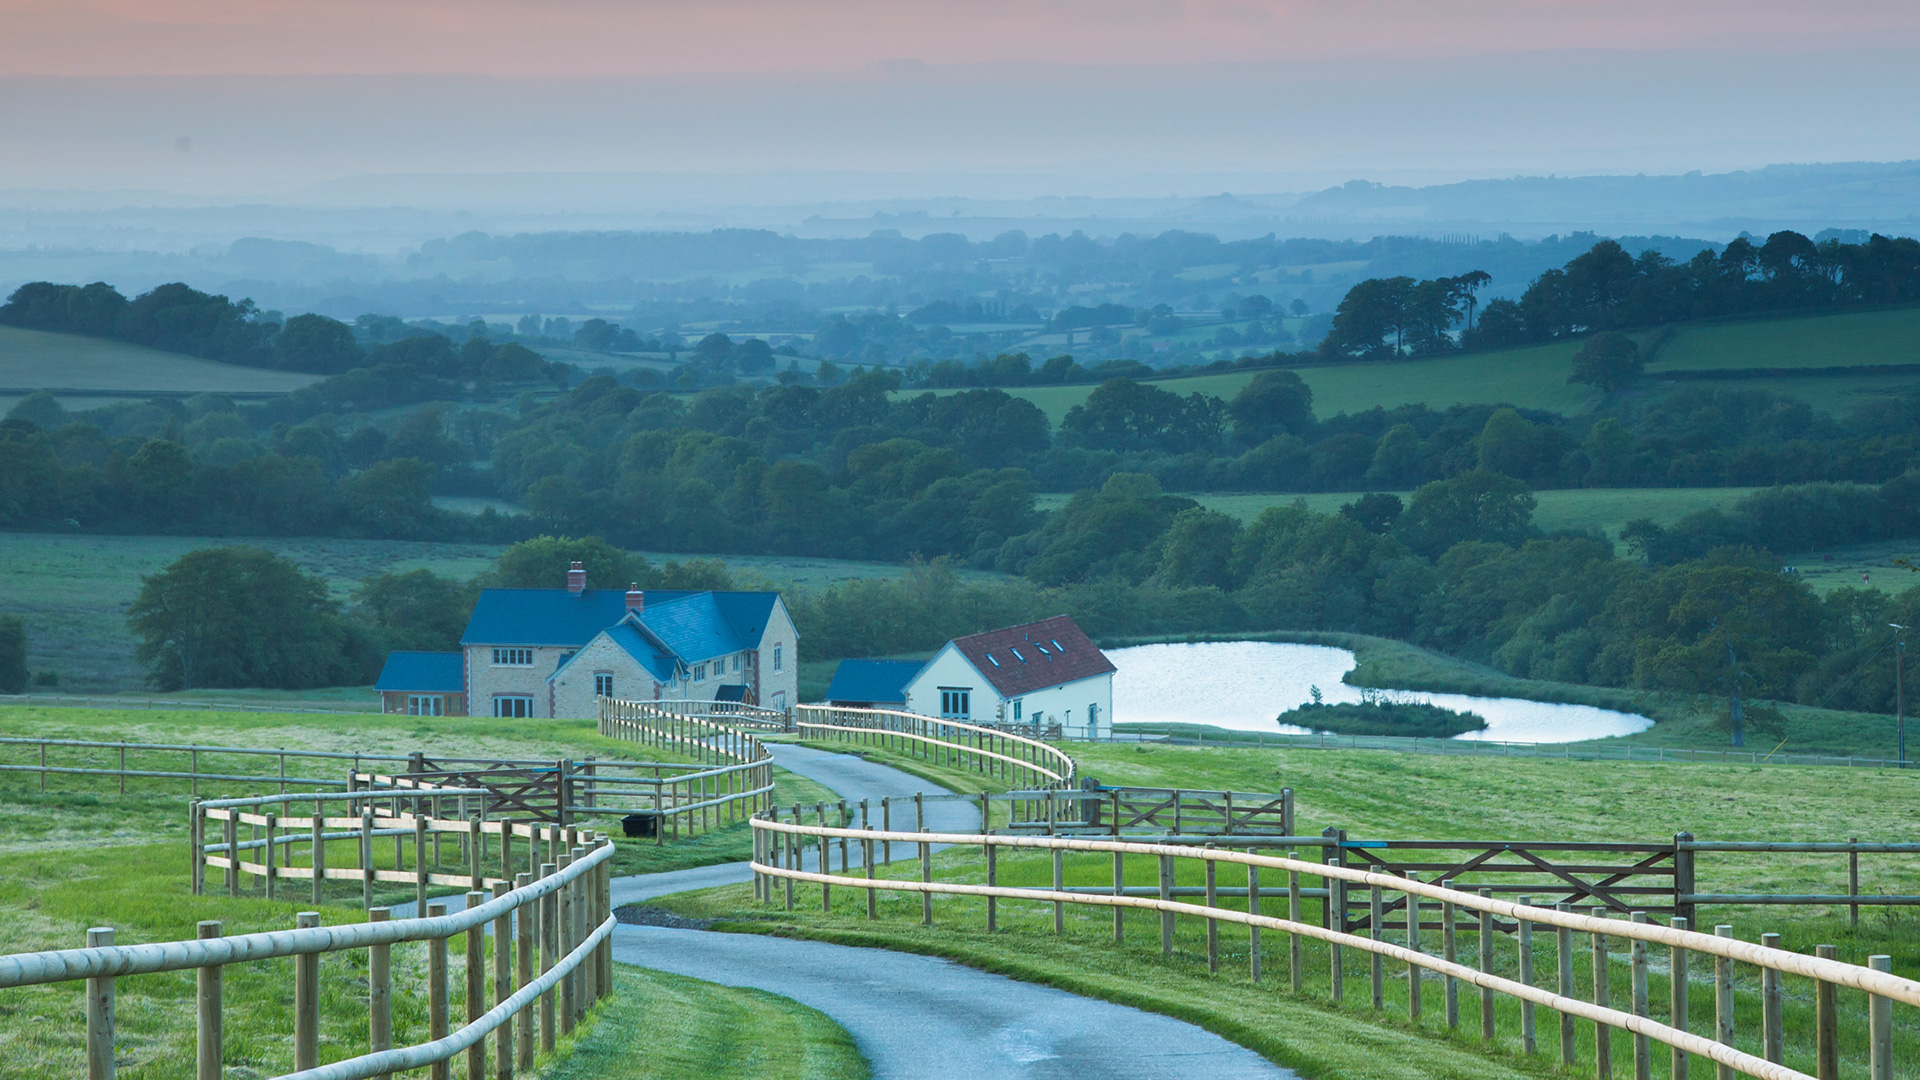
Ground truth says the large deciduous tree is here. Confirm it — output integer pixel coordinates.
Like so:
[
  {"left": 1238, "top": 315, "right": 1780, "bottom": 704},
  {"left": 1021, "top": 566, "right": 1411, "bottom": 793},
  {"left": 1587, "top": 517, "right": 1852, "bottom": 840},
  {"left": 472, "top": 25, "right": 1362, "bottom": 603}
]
[{"left": 127, "top": 547, "right": 372, "bottom": 690}]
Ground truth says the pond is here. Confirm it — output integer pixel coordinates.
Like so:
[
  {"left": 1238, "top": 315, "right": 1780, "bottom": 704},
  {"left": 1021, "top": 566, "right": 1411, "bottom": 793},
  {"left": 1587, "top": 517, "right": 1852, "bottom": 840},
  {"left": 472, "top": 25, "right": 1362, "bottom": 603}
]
[{"left": 1110, "top": 641, "right": 1651, "bottom": 744}]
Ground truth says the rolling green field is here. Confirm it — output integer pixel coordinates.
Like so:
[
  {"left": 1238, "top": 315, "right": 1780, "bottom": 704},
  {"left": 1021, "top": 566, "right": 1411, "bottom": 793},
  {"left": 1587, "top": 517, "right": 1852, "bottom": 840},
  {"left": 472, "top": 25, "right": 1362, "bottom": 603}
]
[
  {"left": 0, "top": 324, "right": 320, "bottom": 409},
  {"left": 1036, "top": 488, "right": 1758, "bottom": 542},
  {"left": 0, "top": 532, "right": 1005, "bottom": 693},
  {"left": 902, "top": 306, "right": 1920, "bottom": 424},
  {"left": 696, "top": 739, "right": 1918, "bottom": 1080}
]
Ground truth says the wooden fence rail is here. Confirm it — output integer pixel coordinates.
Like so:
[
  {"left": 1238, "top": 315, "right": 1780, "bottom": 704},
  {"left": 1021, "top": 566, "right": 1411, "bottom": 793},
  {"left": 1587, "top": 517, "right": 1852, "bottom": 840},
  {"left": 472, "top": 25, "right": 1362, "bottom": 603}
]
[
  {"left": 793, "top": 704, "right": 1078, "bottom": 790},
  {"left": 598, "top": 695, "right": 776, "bottom": 842},
  {"left": 6, "top": 833, "right": 614, "bottom": 1080},
  {"left": 751, "top": 819, "right": 1916, "bottom": 1080}
]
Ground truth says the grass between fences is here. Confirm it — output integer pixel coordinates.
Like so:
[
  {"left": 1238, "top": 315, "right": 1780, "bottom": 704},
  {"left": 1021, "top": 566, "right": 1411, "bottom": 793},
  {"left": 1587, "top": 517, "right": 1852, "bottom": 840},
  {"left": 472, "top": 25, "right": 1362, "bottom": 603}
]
[
  {"left": 542, "top": 966, "right": 867, "bottom": 1080},
  {"left": 0, "top": 706, "right": 842, "bottom": 1078},
  {"left": 736, "top": 738, "right": 1920, "bottom": 1079}
]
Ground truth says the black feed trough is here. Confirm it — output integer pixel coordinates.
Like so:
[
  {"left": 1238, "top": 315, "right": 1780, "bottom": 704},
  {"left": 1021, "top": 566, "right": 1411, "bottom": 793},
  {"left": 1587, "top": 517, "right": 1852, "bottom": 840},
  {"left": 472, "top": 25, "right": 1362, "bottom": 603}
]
[{"left": 622, "top": 813, "right": 659, "bottom": 838}]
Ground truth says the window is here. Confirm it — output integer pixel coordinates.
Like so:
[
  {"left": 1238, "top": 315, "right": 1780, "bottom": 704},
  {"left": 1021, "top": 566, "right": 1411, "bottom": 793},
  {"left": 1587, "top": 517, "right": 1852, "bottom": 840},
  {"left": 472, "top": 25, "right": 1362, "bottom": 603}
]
[
  {"left": 986, "top": 653, "right": 1000, "bottom": 668},
  {"left": 1088, "top": 702, "right": 1100, "bottom": 734},
  {"left": 733, "top": 654, "right": 741, "bottom": 673},
  {"left": 493, "top": 695, "right": 533, "bottom": 718},
  {"left": 693, "top": 663, "right": 706, "bottom": 683},
  {"left": 773, "top": 644, "right": 783, "bottom": 672},
  {"left": 1011, "top": 699, "right": 1022, "bottom": 722},
  {"left": 491, "top": 648, "right": 533, "bottom": 666},
  {"left": 939, "top": 688, "right": 970, "bottom": 719},
  {"left": 406, "top": 694, "right": 443, "bottom": 716},
  {"left": 1010, "top": 647, "right": 1025, "bottom": 663},
  {"left": 1052, "top": 639, "right": 1064, "bottom": 652},
  {"left": 595, "top": 673, "right": 614, "bottom": 699},
  {"left": 772, "top": 690, "right": 786, "bottom": 710}
]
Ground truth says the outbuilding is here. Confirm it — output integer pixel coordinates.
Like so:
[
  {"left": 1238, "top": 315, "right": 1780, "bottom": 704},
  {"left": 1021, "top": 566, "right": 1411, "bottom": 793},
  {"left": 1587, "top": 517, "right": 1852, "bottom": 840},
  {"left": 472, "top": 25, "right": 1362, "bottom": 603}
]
[{"left": 900, "top": 615, "right": 1114, "bottom": 738}]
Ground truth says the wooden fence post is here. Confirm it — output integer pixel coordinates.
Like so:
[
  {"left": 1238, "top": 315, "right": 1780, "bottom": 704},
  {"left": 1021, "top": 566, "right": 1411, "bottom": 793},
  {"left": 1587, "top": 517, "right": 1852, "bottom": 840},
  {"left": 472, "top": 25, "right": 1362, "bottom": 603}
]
[
  {"left": 1052, "top": 848, "right": 1065, "bottom": 935},
  {"left": 1558, "top": 903, "right": 1577, "bottom": 1066},
  {"left": 920, "top": 841, "right": 932, "bottom": 926},
  {"left": 1631, "top": 912, "right": 1651, "bottom": 1080},
  {"left": 1713, "top": 925, "right": 1735, "bottom": 1080},
  {"left": 190, "top": 799, "right": 204, "bottom": 896},
  {"left": 539, "top": 862, "right": 557, "bottom": 1053},
  {"left": 368, "top": 907, "right": 392, "bottom": 1080},
  {"left": 361, "top": 808, "right": 375, "bottom": 911},
  {"left": 196, "top": 920, "right": 222, "bottom": 1080},
  {"left": 1673, "top": 833, "right": 1695, "bottom": 927},
  {"left": 1159, "top": 854, "right": 1176, "bottom": 957},
  {"left": 1670, "top": 917, "right": 1690, "bottom": 1080},
  {"left": 1592, "top": 913, "right": 1612, "bottom": 1078},
  {"left": 1814, "top": 944, "right": 1838, "bottom": 1080},
  {"left": 1518, "top": 896, "right": 1536, "bottom": 1054},
  {"left": 466, "top": 890, "right": 486, "bottom": 1080},
  {"left": 427, "top": 904, "right": 449, "bottom": 1080},
  {"left": 558, "top": 854, "right": 576, "bottom": 1033},
  {"left": 1406, "top": 873, "right": 1421, "bottom": 1022},
  {"left": 986, "top": 840, "right": 998, "bottom": 931},
  {"left": 1441, "top": 879, "right": 1458, "bottom": 1030},
  {"left": 225, "top": 814, "right": 238, "bottom": 897},
  {"left": 415, "top": 815, "right": 429, "bottom": 916},
  {"left": 1848, "top": 839, "right": 1860, "bottom": 928},
  {"left": 264, "top": 813, "right": 278, "bottom": 900},
  {"left": 295, "top": 912, "right": 320, "bottom": 1071},
  {"left": 311, "top": 813, "right": 326, "bottom": 907},
  {"left": 1760, "top": 932, "right": 1783, "bottom": 1065},
  {"left": 86, "top": 927, "right": 115, "bottom": 1080},
  {"left": 515, "top": 873, "right": 535, "bottom": 1073},
  {"left": 1868, "top": 955, "right": 1893, "bottom": 1080},
  {"left": 1204, "top": 845, "right": 1219, "bottom": 974},
  {"left": 1113, "top": 850, "right": 1125, "bottom": 944}
]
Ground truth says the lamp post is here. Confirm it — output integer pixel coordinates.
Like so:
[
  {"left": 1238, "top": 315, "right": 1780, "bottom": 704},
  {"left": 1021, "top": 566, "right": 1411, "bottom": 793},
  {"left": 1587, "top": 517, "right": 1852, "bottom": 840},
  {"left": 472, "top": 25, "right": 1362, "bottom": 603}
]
[{"left": 1892, "top": 624, "right": 1908, "bottom": 768}]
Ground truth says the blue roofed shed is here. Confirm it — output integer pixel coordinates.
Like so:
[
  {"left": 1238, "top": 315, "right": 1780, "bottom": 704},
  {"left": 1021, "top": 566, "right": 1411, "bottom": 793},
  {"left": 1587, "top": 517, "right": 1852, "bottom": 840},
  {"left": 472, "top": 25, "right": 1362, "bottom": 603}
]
[
  {"left": 375, "top": 652, "right": 467, "bottom": 716},
  {"left": 824, "top": 659, "right": 925, "bottom": 708}
]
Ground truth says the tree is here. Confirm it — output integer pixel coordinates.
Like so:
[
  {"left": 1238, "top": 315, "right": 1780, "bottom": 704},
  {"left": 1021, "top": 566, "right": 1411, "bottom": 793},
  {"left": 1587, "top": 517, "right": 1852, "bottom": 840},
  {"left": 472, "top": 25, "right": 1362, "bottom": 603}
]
[
  {"left": 693, "top": 333, "right": 735, "bottom": 365},
  {"left": 352, "top": 569, "right": 477, "bottom": 651},
  {"left": 338, "top": 458, "right": 438, "bottom": 538},
  {"left": 490, "top": 535, "right": 653, "bottom": 590},
  {"left": 1159, "top": 508, "right": 1243, "bottom": 589},
  {"left": 1340, "top": 493, "right": 1403, "bottom": 534},
  {"left": 272, "top": 314, "right": 364, "bottom": 374},
  {"left": 127, "top": 547, "right": 371, "bottom": 690},
  {"left": 1451, "top": 270, "right": 1492, "bottom": 331},
  {"left": 1569, "top": 331, "right": 1644, "bottom": 392},
  {"left": 1319, "top": 276, "right": 1414, "bottom": 360},
  {"left": 734, "top": 338, "right": 776, "bottom": 374},
  {"left": 1395, "top": 470, "right": 1538, "bottom": 556},
  {"left": 0, "top": 615, "right": 26, "bottom": 694},
  {"left": 1227, "top": 370, "right": 1315, "bottom": 445}
]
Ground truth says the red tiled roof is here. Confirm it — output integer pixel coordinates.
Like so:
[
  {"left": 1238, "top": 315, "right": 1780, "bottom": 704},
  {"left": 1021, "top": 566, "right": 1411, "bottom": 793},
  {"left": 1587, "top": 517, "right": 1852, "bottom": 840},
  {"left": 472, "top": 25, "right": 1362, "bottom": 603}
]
[{"left": 951, "top": 615, "right": 1115, "bottom": 698}]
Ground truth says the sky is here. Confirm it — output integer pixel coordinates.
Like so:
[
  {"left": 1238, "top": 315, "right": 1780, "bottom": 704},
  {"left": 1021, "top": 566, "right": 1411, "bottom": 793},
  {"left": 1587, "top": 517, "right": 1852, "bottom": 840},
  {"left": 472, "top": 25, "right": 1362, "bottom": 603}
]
[{"left": 2, "top": 1, "right": 1918, "bottom": 201}]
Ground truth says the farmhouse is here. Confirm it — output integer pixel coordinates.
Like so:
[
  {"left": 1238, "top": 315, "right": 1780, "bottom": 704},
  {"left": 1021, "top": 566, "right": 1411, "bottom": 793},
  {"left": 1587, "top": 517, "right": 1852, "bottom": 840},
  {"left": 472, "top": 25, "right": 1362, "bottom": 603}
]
[
  {"left": 375, "top": 561, "right": 797, "bottom": 719},
  {"left": 900, "top": 615, "right": 1114, "bottom": 738}
]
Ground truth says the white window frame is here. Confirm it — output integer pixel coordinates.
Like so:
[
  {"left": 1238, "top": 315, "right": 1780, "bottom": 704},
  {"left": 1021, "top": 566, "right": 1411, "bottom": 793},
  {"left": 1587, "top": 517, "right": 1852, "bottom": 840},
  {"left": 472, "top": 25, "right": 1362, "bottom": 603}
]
[
  {"left": 406, "top": 694, "right": 443, "bottom": 716},
  {"left": 772, "top": 690, "right": 786, "bottom": 710},
  {"left": 939, "top": 687, "right": 971, "bottom": 720},
  {"left": 491, "top": 648, "right": 533, "bottom": 666},
  {"left": 1011, "top": 699, "right": 1022, "bottom": 722},
  {"left": 595, "top": 673, "right": 614, "bottom": 699},
  {"left": 493, "top": 695, "right": 534, "bottom": 718},
  {"left": 773, "top": 644, "right": 783, "bottom": 672},
  {"left": 693, "top": 663, "right": 706, "bottom": 683}
]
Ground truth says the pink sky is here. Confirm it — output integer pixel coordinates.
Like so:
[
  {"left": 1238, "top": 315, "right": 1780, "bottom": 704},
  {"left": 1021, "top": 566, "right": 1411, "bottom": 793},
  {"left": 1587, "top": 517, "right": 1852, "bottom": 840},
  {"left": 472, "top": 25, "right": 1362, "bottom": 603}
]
[{"left": 5, "top": 0, "right": 1918, "bottom": 77}]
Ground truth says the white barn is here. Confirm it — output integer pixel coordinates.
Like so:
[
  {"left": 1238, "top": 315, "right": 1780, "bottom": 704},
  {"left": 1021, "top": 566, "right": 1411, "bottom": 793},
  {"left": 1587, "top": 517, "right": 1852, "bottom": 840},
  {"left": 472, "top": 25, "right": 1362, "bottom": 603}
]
[{"left": 901, "top": 615, "right": 1115, "bottom": 739}]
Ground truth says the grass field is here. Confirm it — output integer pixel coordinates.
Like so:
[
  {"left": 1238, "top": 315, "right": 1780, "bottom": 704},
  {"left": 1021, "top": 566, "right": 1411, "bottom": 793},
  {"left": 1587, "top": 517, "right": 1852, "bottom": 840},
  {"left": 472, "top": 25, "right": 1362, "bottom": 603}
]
[
  {"left": 681, "top": 738, "right": 1919, "bottom": 1080},
  {"left": 902, "top": 306, "right": 1920, "bottom": 425},
  {"left": 0, "top": 325, "right": 320, "bottom": 404},
  {"left": 0, "top": 532, "right": 1006, "bottom": 693},
  {"left": 0, "top": 705, "right": 851, "bottom": 1079},
  {"left": 1036, "top": 488, "right": 1757, "bottom": 541}
]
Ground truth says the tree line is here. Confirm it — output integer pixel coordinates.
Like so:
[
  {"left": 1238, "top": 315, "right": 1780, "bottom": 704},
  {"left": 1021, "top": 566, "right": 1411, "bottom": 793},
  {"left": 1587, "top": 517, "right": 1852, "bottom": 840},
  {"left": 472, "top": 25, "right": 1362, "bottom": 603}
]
[{"left": 1319, "top": 231, "right": 1920, "bottom": 359}]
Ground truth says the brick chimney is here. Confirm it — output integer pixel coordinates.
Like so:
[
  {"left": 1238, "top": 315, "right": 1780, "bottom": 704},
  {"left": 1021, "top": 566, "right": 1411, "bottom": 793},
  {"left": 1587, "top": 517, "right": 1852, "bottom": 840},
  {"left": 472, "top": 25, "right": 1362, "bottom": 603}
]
[
  {"left": 626, "top": 582, "right": 645, "bottom": 613},
  {"left": 567, "top": 561, "right": 586, "bottom": 596}
]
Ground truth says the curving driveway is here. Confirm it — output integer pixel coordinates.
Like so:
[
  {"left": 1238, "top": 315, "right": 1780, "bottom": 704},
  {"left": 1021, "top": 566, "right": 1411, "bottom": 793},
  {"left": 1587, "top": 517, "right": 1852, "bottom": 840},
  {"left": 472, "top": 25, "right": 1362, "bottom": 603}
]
[{"left": 610, "top": 741, "right": 1296, "bottom": 1080}]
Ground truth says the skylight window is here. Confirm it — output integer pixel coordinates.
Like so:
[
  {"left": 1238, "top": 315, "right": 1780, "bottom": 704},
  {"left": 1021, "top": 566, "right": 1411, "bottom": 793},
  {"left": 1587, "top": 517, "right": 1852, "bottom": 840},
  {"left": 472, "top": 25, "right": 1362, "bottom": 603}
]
[
  {"left": 1051, "top": 639, "right": 1063, "bottom": 651},
  {"left": 987, "top": 654, "right": 1001, "bottom": 667},
  {"left": 1010, "top": 647, "right": 1025, "bottom": 662}
]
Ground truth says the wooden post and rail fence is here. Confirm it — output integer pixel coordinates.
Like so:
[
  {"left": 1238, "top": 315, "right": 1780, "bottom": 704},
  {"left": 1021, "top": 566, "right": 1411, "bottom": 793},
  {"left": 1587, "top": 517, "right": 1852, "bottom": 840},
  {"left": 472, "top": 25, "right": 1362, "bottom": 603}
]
[
  {"left": 751, "top": 817, "right": 1917, "bottom": 1080},
  {"left": 598, "top": 695, "right": 777, "bottom": 842},
  {"left": 7, "top": 833, "right": 614, "bottom": 1080},
  {"left": 793, "top": 703, "right": 1078, "bottom": 790}
]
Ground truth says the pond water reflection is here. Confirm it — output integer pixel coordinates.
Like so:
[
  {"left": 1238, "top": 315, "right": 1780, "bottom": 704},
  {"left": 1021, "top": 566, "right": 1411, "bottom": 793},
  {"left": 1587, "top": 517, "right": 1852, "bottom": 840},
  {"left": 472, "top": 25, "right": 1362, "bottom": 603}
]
[{"left": 1110, "top": 641, "right": 1651, "bottom": 744}]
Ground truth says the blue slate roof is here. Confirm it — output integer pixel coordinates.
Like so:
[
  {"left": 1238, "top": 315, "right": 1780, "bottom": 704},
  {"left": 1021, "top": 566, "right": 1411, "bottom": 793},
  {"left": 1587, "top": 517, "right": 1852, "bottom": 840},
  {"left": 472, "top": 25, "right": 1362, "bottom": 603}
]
[
  {"left": 825, "top": 659, "right": 925, "bottom": 705},
  {"left": 375, "top": 652, "right": 465, "bottom": 693},
  {"left": 598, "top": 623, "right": 681, "bottom": 682},
  {"left": 460, "top": 588, "right": 783, "bottom": 658}
]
